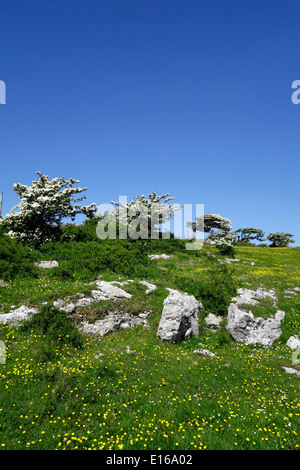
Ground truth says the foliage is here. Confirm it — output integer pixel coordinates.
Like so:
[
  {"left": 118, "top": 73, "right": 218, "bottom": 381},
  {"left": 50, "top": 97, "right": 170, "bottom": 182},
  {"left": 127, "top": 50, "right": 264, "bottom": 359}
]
[
  {"left": 38, "top": 239, "right": 151, "bottom": 280},
  {"left": 188, "top": 213, "right": 232, "bottom": 234},
  {"left": 175, "top": 264, "right": 236, "bottom": 315},
  {"left": 1, "top": 172, "right": 97, "bottom": 247},
  {"left": 235, "top": 227, "right": 265, "bottom": 243},
  {"left": 20, "top": 304, "right": 83, "bottom": 348},
  {"left": 206, "top": 229, "right": 237, "bottom": 255},
  {"left": 267, "top": 232, "right": 295, "bottom": 247},
  {"left": 98, "top": 192, "right": 182, "bottom": 240},
  {"left": 0, "top": 235, "right": 38, "bottom": 280}
]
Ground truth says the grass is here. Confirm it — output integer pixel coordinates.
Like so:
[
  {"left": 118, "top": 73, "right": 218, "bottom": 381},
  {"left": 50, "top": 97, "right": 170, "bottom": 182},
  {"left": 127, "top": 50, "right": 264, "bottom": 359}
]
[{"left": 0, "top": 243, "right": 299, "bottom": 450}]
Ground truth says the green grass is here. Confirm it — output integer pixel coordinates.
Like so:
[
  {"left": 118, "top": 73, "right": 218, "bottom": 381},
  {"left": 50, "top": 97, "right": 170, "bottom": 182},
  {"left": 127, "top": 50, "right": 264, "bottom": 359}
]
[{"left": 0, "top": 243, "right": 299, "bottom": 450}]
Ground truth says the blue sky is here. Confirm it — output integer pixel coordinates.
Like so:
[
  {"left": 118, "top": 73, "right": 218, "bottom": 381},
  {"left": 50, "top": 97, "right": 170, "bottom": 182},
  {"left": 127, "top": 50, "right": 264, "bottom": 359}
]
[{"left": 0, "top": 0, "right": 300, "bottom": 245}]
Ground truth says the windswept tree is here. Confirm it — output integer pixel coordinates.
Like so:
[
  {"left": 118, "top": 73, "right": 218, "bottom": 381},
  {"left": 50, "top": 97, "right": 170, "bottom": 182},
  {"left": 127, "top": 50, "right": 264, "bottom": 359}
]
[
  {"left": 235, "top": 228, "right": 265, "bottom": 243},
  {"left": 2, "top": 171, "right": 97, "bottom": 246},
  {"left": 187, "top": 213, "right": 232, "bottom": 234},
  {"left": 266, "top": 232, "right": 295, "bottom": 247},
  {"left": 187, "top": 213, "right": 235, "bottom": 254}
]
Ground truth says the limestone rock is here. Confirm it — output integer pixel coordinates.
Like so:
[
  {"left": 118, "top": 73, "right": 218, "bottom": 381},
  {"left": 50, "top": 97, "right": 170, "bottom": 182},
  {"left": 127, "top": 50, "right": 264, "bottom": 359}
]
[
  {"left": 205, "top": 313, "right": 222, "bottom": 331},
  {"left": 53, "top": 280, "right": 132, "bottom": 312},
  {"left": 148, "top": 254, "right": 173, "bottom": 260},
  {"left": 287, "top": 335, "right": 300, "bottom": 350},
  {"left": 193, "top": 348, "right": 216, "bottom": 357},
  {"left": 232, "top": 288, "right": 278, "bottom": 307},
  {"left": 94, "top": 280, "right": 132, "bottom": 300},
  {"left": 157, "top": 289, "right": 201, "bottom": 342},
  {"left": 282, "top": 367, "right": 300, "bottom": 378},
  {"left": 226, "top": 303, "right": 285, "bottom": 347},
  {"left": 139, "top": 281, "right": 157, "bottom": 294},
  {"left": 0, "top": 305, "right": 37, "bottom": 326},
  {"left": 79, "top": 312, "right": 149, "bottom": 337},
  {"left": 34, "top": 260, "right": 59, "bottom": 268}
]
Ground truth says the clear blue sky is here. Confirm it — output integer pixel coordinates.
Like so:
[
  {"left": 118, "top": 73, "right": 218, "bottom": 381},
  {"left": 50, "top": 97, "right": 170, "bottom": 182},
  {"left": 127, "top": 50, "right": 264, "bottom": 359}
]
[{"left": 1, "top": 0, "right": 300, "bottom": 245}]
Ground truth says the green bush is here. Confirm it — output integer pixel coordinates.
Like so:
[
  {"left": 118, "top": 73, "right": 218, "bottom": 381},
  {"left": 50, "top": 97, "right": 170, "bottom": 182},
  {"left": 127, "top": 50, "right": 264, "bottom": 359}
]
[
  {"left": 0, "top": 235, "right": 38, "bottom": 280},
  {"left": 20, "top": 305, "right": 83, "bottom": 348},
  {"left": 39, "top": 239, "right": 151, "bottom": 280},
  {"left": 175, "top": 265, "right": 236, "bottom": 316}
]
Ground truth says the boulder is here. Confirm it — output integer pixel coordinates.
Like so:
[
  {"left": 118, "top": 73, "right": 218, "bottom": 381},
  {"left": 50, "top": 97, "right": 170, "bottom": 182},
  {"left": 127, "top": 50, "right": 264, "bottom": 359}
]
[
  {"left": 157, "top": 289, "right": 201, "bottom": 342},
  {"left": 282, "top": 367, "right": 300, "bottom": 378},
  {"left": 53, "top": 280, "right": 132, "bottom": 312},
  {"left": 94, "top": 280, "right": 132, "bottom": 300},
  {"left": 226, "top": 303, "right": 285, "bottom": 347}
]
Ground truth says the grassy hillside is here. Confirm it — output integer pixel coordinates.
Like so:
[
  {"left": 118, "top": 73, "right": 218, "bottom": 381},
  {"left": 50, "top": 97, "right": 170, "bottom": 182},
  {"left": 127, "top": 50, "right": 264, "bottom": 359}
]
[{"left": 0, "top": 238, "right": 299, "bottom": 450}]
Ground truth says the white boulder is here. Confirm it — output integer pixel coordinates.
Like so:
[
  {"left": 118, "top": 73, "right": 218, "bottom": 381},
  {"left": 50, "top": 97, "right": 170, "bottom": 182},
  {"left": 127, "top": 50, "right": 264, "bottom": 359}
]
[
  {"left": 226, "top": 303, "right": 285, "bottom": 347},
  {"left": 157, "top": 289, "right": 201, "bottom": 342}
]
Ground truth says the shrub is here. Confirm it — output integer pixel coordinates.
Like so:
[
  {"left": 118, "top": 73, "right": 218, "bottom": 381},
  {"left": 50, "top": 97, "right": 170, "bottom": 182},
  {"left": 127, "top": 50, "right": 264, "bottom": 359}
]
[
  {"left": 20, "top": 305, "right": 83, "bottom": 348},
  {"left": 0, "top": 235, "right": 38, "bottom": 280},
  {"left": 175, "top": 265, "right": 236, "bottom": 316},
  {"left": 39, "top": 239, "right": 151, "bottom": 280},
  {"left": 267, "top": 232, "right": 295, "bottom": 247}
]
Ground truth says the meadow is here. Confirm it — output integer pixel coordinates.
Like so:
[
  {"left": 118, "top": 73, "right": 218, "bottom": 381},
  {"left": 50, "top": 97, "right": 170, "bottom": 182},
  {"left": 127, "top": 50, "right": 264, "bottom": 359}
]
[{"left": 0, "top": 233, "right": 299, "bottom": 451}]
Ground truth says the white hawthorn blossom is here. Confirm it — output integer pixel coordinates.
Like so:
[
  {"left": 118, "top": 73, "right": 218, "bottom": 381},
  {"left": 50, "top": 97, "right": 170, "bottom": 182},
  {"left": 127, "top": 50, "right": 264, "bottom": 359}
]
[
  {"left": 2, "top": 171, "right": 97, "bottom": 246},
  {"left": 98, "top": 192, "right": 182, "bottom": 239}
]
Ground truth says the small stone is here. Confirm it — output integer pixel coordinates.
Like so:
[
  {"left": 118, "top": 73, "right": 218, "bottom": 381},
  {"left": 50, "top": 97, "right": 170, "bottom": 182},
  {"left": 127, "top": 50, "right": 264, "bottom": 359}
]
[
  {"left": 148, "top": 254, "right": 173, "bottom": 260},
  {"left": 205, "top": 313, "right": 222, "bottom": 330},
  {"left": 34, "top": 260, "right": 59, "bottom": 268},
  {"left": 282, "top": 367, "right": 300, "bottom": 378},
  {"left": 193, "top": 348, "right": 216, "bottom": 357}
]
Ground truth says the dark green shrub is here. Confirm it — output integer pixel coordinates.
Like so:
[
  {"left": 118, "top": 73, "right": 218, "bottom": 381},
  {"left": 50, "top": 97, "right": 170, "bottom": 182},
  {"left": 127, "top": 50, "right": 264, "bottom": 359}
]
[
  {"left": 175, "top": 265, "right": 236, "bottom": 316},
  {"left": 0, "top": 235, "right": 38, "bottom": 280},
  {"left": 39, "top": 239, "right": 151, "bottom": 280},
  {"left": 215, "top": 325, "right": 231, "bottom": 346},
  {"left": 20, "top": 305, "right": 84, "bottom": 349}
]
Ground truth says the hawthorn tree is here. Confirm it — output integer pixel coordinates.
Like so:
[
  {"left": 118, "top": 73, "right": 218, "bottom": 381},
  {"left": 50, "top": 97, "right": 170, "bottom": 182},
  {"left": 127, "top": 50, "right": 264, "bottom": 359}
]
[
  {"left": 186, "top": 213, "right": 235, "bottom": 254},
  {"left": 2, "top": 171, "right": 97, "bottom": 246},
  {"left": 97, "top": 192, "right": 182, "bottom": 240},
  {"left": 235, "top": 228, "right": 265, "bottom": 243},
  {"left": 266, "top": 232, "right": 295, "bottom": 247}
]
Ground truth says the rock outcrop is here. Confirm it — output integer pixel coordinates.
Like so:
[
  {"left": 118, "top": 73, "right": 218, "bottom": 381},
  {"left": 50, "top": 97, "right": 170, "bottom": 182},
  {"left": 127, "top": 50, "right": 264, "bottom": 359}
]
[
  {"left": 231, "top": 287, "right": 278, "bottom": 307},
  {"left": 79, "top": 312, "right": 149, "bottom": 337},
  {"left": 157, "top": 288, "right": 201, "bottom": 342},
  {"left": 226, "top": 287, "right": 285, "bottom": 347},
  {"left": 0, "top": 305, "right": 38, "bottom": 326}
]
